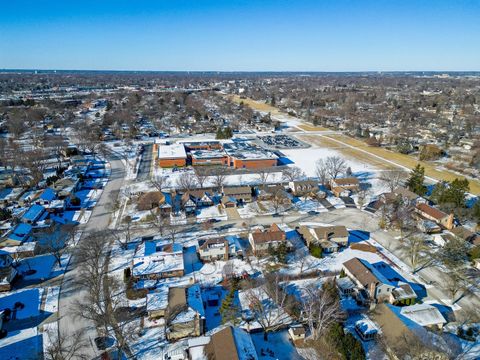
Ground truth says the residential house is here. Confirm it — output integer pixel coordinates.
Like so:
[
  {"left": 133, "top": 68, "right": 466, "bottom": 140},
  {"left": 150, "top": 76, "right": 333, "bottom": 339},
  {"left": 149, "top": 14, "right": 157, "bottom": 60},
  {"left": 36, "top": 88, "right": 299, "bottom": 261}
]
[
  {"left": 146, "top": 285, "right": 170, "bottom": 319},
  {"left": 372, "top": 303, "right": 448, "bottom": 360},
  {"left": 0, "top": 252, "right": 17, "bottom": 291},
  {"left": 131, "top": 240, "right": 184, "bottom": 280},
  {"left": 189, "top": 190, "right": 215, "bottom": 207},
  {"left": 329, "top": 177, "right": 360, "bottom": 197},
  {"left": 288, "top": 325, "right": 306, "bottom": 341},
  {"left": 288, "top": 180, "right": 318, "bottom": 196},
  {"left": 297, "top": 225, "right": 348, "bottom": 253},
  {"left": 0, "top": 188, "right": 24, "bottom": 207},
  {"left": 221, "top": 196, "right": 237, "bottom": 208},
  {"left": 343, "top": 258, "right": 417, "bottom": 305},
  {"left": 165, "top": 285, "right": 205, "bottom": 341},
  {"left": 181, "top": 192, "right": 197, "bottom": 214},
  {"left": 342, "top": 258, "right": 395, "bottom": 303},
  {"left": 53, "top": 177, "right": 79, "bottom": 199},
  {"left": 415, "top": 203, "right": 454, "bottom": 230},
  {"left": 450, "top": 226, "right": 480, "bottom": 245},
  {"left": 204, "top": 326, "right": 258, "bottom": 360},
  {"left": 2, "top": 223, "right": 33, "bottom": 247},
  {"left": 35, "top": 188, "right": 56, "bottom": 205},
  {"left": 248, "top": 223, "right": 286, "bottom": 255},
  {"left": 392, "top": 186, "right": 426, "bottom": 206},
  {"left": 21, "top": 204, "right": 47, "bottom": 225},
  {"left": 222, "top": 186, "right": 252, "bottom": 203},
  {"left": 198, "top": 237, "right": 229, "bottom": 261}
]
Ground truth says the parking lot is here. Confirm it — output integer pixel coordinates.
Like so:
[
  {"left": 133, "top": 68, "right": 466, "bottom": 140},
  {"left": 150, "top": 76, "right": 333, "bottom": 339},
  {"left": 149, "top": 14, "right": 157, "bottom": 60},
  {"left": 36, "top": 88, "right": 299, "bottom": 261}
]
[{"left": 258, "top": 134, "right": 308, "bottom": 149}]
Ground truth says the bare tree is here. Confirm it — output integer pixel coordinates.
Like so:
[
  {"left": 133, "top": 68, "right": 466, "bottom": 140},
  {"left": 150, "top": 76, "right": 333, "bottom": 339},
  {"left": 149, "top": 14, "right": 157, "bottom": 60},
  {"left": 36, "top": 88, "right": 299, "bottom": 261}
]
[
  {"left": 325, "top": 156, "right": 347, "bottom": 180},
  {"left": 43, "top": 328, "right": 89, "bottom": 360},
  {"left": 194, "top": 166, "right": 211, "bottom": 189},
  {"left": 151, "top": 175, "right": 171, "bottom": 192},
  {"left": 149, "top": 208, "right": 169, "bottom": 236},
  {"left": 402, "top": 236, "right": 429, "bottom": 273},
  {"left": 302, "top": 283, "right": 343, "bottom": 340},
  {"left": 245, "top": 273, "right": 290, "bottom": 340},
  {"left": 379, "top": 170, "right": 408, "bottom": 192},
  {"left": 211, "top": 166, "right": 228, "bottom": 192},
  {"left": 270, "top": 189, "right": 288, "bottom": 215},
  {"left": 257, "top": 168, "right": 270, "bottom": 189},
  {"left": 281, "top": 166, "right": 305, "bottom": 183},
  {"left": 315, "top": 159, "right": 329, "bottom": 185},
  {"left": 444, "top": 267, "right": 468, "bottom": 304},
  {"left": 176, "top": 172, "right": 197, "bottom": 191}
]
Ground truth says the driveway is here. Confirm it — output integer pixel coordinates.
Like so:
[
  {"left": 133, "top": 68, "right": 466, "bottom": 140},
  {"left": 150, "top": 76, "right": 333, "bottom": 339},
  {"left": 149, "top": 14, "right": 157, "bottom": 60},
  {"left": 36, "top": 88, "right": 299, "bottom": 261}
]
[{"left": 57, "top": 152, "right": 126, "bottom": 358}]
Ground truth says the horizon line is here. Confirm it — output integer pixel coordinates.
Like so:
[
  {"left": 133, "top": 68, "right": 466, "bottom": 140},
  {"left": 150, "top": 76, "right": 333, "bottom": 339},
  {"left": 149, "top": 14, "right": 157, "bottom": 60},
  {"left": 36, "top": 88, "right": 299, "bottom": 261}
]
[{"left": 1, "top": 68, "right": 480, "bottom": 74}]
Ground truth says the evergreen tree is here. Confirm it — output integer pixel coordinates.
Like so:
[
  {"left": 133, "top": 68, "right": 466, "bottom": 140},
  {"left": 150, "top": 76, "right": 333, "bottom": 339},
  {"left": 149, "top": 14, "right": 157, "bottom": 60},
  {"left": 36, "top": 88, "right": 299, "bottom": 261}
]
[{"left": 406, "top": 164, "right": 427, "bottom": 196}]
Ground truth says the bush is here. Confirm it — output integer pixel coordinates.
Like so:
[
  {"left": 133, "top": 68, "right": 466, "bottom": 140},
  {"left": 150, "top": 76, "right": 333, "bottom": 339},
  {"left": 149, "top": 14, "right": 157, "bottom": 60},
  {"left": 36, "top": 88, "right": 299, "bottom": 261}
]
[
  {"left": 126, "top": 286, "right": 147, "bottom": 300},
  {"left": 328, "top": 322, "right": 366, "bottom": 360},
  {"left": 469, "top": 246, "right": 480, "bottom": 261},
  {"left": 309, "top": 243, "right": 323, "bottom": 258}
]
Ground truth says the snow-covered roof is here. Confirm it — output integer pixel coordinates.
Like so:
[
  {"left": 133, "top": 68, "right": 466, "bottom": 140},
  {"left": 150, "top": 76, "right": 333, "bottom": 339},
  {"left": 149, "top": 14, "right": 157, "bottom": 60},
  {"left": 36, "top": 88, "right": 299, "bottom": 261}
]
[
  {"left": 146, "top": 286, "right": 169, "bottom": 312},
  {"left": 400, "top": 304, "right": 446, "bottom": 327},
  {"left": 355, "top": 316, "right": 380, "bottom": 335},
  {"left": 158, "top": 143, "right": 187, "bottom": 159}
]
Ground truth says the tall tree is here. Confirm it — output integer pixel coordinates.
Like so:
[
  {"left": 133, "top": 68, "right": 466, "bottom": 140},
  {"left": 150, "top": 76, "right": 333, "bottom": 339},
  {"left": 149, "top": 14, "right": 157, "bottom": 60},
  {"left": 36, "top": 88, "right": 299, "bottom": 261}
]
[{"left": 406, "top": 164, "right": 427, "bottom": 196}]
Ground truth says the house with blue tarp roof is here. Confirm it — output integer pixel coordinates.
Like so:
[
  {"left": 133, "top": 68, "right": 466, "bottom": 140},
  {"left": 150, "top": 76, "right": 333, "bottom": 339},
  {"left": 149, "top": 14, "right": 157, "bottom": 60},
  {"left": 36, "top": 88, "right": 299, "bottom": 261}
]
[
  {"left": 3, "top": 223, "right": 33, "bottom": 246},
  {"left": 37, "top": 188, "right": 56, "bottom": 204},
  {"left": 21, "top": 204, "right": 46, "bottom": 224}
]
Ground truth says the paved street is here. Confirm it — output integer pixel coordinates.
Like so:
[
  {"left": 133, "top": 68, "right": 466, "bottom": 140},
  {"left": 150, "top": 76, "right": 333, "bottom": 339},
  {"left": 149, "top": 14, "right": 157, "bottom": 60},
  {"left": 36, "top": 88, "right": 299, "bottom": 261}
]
[
  {"left": 137, "top": 143, "right": 153, "bottom": 181},
  {"left": 57, "top": 153, "right": 126, "bottom": 358}
]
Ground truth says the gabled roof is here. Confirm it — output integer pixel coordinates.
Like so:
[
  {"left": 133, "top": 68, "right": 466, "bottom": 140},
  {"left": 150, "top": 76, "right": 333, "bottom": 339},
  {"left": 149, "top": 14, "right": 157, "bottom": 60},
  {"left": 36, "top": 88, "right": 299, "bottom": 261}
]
[
  {"left": 250, "top": 223, "right": 285, "bottom": 244},
  {"left": 393, "top": 186, "right": 419, "bottom": 201},
  {"left": 343, "top": 257, "right": 390, "bottom": 287},
  {"left": 416, "top": 203, "right": 448, "bottom": 220},
  {"left": 400, "top": 303, "right": 446, "bottom": 327},
  {"left": 21, "top": 204, "right": 46, "bottom": 222},
  {"left": 198, "top": 237, "right": 227, "bottom": 250},
  {"left": 205, "top": 326, "right": 258, "bottom": 360},
  {"left": 313, "top": 225, "right": 348, "bottom": 240},
  {"left": 223, "top": 186, "right": 251, "bottom": 195},
  {"left": 333, "top": 177, "right": 359, "bottom": 186}
]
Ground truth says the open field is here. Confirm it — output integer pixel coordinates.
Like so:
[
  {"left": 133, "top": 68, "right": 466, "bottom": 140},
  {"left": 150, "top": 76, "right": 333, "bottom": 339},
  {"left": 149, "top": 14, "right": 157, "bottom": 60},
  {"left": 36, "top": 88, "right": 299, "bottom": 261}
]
[
  {"left": 296, "top": 123, "right": 329, "bottom": 131},
  {"left": 297, "top": 135, "right": 398, "bottom": 170},
  {"left": 230, "top": 94, "right": 480, "bottom": 195},
  {"left": 325, "top": 134, "right": 480, "bottom": 195},
  {"left": 228, "top": 95, "right": 328, "bottom": 131},
  {"left": 229, "top": 94, "right": 281, "bottom": 114}
]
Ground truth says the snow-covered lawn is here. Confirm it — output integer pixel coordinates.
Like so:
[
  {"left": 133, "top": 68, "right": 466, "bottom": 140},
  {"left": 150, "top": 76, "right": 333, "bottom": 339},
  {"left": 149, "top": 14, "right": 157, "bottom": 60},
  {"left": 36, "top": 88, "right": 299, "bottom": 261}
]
[
  {"left": 196, "top": 205, "right": 227, "bottom": 222},
  {"left": 294, "top": 198, "right": 328, "bottom": 214},
  {"left": 251, "top": 330, "right": 303, "bottom": 360}
]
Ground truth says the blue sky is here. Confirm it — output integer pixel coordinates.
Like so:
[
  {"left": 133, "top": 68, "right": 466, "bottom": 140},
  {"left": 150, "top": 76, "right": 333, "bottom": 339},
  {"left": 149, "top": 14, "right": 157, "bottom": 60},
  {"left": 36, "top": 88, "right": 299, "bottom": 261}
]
[{"left": 0, "top": 0, "right": 479, "bottom": 71}]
